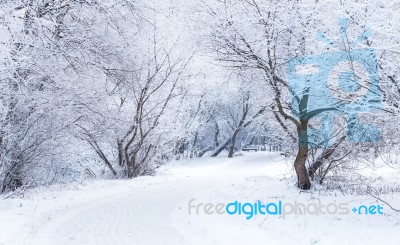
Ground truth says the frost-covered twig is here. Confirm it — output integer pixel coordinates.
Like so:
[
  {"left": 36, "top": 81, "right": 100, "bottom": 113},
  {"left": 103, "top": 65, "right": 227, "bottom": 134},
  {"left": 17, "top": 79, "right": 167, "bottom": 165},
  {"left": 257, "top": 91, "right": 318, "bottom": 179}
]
[{"left": 367, "top": 186, "right": 400, "bottom": 212}]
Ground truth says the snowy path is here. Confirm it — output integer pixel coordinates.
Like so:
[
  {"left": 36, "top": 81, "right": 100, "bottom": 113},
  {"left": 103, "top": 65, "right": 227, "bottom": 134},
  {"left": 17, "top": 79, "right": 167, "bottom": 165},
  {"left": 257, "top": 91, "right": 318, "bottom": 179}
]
[
  {"left": 9, "top": 154, "right": 279, "bottom": 245},
  {"left": 1, "top": 152, "right": 399, "bottom": 245},
  {"left": 25, "top": 179, "right": 197, "bottom": 245}
]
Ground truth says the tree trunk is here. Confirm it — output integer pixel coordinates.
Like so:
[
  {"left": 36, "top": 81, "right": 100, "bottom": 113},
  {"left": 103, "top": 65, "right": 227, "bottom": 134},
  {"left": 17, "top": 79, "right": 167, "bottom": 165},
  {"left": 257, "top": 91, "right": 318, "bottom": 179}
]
[
  {"left": 294, "top": 146, "right": 311, "bottom": 190},
  {"left": 294, "top": 120, "right": 311, "bottom": 190},
  {"left": 127, "top": 164, "right": 134, "bottom": 178},
  {"left": 210, "top": 137, "right": 231, "bottom": 157},
  {"left": 214, "top": 121, "right": 220, "bottom": 148},
  {"left": 228, "top": 129, "right": 240, "bottom": 158},
  {"left": 190, "top": 132, "right": 199, "bottom": 158}
]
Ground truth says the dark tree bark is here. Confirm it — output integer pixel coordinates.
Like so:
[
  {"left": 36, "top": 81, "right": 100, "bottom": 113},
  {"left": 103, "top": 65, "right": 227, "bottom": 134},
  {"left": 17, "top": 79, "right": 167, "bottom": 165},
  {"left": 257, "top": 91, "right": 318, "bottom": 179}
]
[
  {"left": 210, "top": 137, "right": 231, "bottom": 157},
  {"left": 294, "top": 119, "right": 311, "bottom": 190},
  {"left": 214, "top": 121, "right": 220, "bottom": 148},
  {"left": 228, "top": 129, "right": 240, "bottom": 158}
]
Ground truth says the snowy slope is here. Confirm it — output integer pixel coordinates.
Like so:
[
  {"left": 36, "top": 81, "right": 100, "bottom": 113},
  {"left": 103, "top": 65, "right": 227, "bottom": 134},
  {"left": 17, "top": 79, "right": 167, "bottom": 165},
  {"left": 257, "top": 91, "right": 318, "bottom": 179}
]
[{"left": 1, "top": 152, "right": 399, "bottom": 245}]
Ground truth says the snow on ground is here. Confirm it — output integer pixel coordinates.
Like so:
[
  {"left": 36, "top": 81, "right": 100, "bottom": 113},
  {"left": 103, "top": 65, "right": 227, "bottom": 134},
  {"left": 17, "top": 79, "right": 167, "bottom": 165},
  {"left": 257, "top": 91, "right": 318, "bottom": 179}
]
[{"left": 0, "top": 152, "right": 399, "bottom": 245}]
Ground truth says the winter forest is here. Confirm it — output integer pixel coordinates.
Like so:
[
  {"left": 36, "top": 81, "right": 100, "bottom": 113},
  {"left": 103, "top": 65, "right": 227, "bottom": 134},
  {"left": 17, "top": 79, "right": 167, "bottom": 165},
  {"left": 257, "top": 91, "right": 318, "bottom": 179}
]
[{"left": 1, "top": 0, "right": 400, "bottom": 244}]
